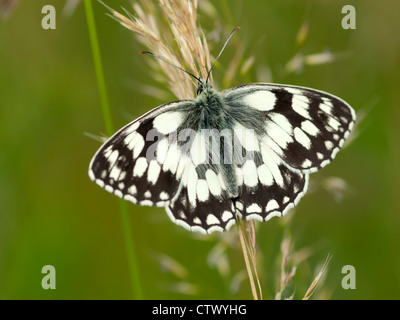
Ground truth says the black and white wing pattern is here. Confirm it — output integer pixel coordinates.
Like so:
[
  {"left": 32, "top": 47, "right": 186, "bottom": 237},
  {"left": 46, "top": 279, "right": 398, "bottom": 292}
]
[
  {"left": 165, "top": 160, "right": 237, "bottom": 234},
  {"left": 89, "top": 101, "right": 191, "bottom": 207},
  {"left": 89, "top": 100, "right": 237, "bottom": 234},
  {"left": 223, "top": 83, "right": 356, "bottom": 222},
  {"left": 89, "top": 82, "right": 356, "bottom": 234}
]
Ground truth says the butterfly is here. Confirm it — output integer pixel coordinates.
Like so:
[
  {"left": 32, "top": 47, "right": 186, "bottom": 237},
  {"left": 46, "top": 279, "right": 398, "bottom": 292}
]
[{"left": 88, "top": 28, "right": 356, "bottom": 234}]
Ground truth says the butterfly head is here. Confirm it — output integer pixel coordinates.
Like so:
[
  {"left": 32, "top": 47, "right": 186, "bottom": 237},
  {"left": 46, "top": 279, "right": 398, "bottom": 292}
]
[{"left": 196, "top": 79, "right": 212, "bottom": 95}]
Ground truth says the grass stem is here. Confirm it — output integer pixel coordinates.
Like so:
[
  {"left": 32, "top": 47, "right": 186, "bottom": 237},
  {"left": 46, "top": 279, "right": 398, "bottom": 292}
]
[
  {"left": 238, "top": 219, "right": 263, "bottom": 300},
  {"left": 84, "top": 0, "right": 143, "bottom": 299}
]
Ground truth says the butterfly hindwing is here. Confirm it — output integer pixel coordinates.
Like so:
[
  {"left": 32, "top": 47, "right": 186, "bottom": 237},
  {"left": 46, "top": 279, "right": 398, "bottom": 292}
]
[
  {"left": 233, "top": 146, "right": 309, "bottom": 221},
  {"left": 166, "top": 162, "right": 237, "bottom": 234}
]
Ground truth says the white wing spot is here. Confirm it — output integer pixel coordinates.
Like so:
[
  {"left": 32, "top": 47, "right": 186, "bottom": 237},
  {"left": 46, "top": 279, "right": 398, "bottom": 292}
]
[
  {"left": 107, "top": 150, "right": 119, "bottom": 166},
  {"left": 147, "top": 160, "right": 161, "bottom": 184},
  {"left": 206, "top": 214, "right": 220, "bottom": 225},
  {"left": 302, "top": 159, "right": 312, "bottom": 167},
  {"left": 283, "top": 196, "right": 290, "bottom": 204},
  {"left": 325, "top": 140, "right": 334, "bottom": 151},
  {"left": 196, "top": 179, "right": 209, "bottom": 202},
  {"left": 179, "top": 211, "right": 186, "bottom": 219},
  {"left": 269, "top": 113, "right": 293, "bottom": 134},
  {"left": 132, "top": 135, "right": 145, "bottom": 158},
  {"left": 205, "top": 170, "right": 222, "bottom": 196},
  {"left": 125, "top": 132, "right": 142, "bottom": 150},
  {"left": 320, "top": 101, "right": 333, "bottom": 115},
  {"left": 242, "top": 160, "right": 258, "bottom": 187},
  {"left": 234, "top": 123, "right": 260, "bottom": 151},
  {"left": 163, "top": 143, "right": 180, "bottom": 174},
  {"left": 301, "top": 120, "right": 320, "bottom": 137},
  {"left": 236, "top": 201, "right": 244, "bottom": 211},
  {"left": 243, "top": 90, "right": 276, "bottom": 111},
  {"left": 96, "top": 179, "right": 104, "bottom": 188},
  {"left": 235, "top": 166, "right": 244, "bottom": 186},
  {"left": 193, "top": 217, "right": 201, "bottom": 224},
  {"left": 123, "top": 121, "right": 140, "bottom": 135},
  {"left": 128, "top": 185, "right": 137, "bottom": 195},
  {"left": 187, "top": 164, "right": 198, "bottom": 207},
  {"left": 292, "top": 95, "right": 311, "bottom": 120},
  {"left": 140, "top": 200, "right": 153, "bottom": 206},
  {"left": 247, "top": 203, "right": 262, "bottom": 213},
  {"left": 153, "top": 112, "right": 184, "bottom": 134},
  {"left": 260, "top": 144, "right": 284, "bottom": 187},
  {"left": 321, "top": 159, "right": 330, "bottom": 167},
  {"left": 190, "top": 132, "right": 208, "bottom": 165},
  {"left": 109, "top": 166, "right": 121, "bottom": 182},
  {"left": 114, "top": 190, "right": 123, "bottom": 198},
  {"left": 257, "top": 164, "right": 273, "bottom": 186},
  {"left": 217, "top": 172, "right": 227, "bottom": 190},
  {"left": 327, "top": 116, "right": 341, "bottom": 131},
  {"left": 159, "top": 191, "right": 169, "bottom": 200},
  {"left": 332, "top": 147, "right": 340, "bottom": 159},
  {"left": 133, "top": 157, "right": 148, "bottom": 177},
  {"left": 266, "top": 120, "right": 294, "bottom": 149},
  {"left": 266, "top": 199, "right": 279, "bottom": 212},
  {"left": 221, "top": 211, "right": 233, "bottom": 222},
  {"left": 262, "top": 137, "right": 284, "bottom": 158},
  {"left": 225, "top": 219, "right": 236, "bottom": 231},
  {"left": 119, "top": 171, "right": 126, "bottom": 181},
  {"left": 156, "top": 139, "right": 169, "bottom": 164},
  {"left": 294, "top": 127, "right": 312, "bottom": 149},
  {"left": 103, "top": 145, "right": 113, "bottom": 158},
  {"left": 124, "top": 194, "right": 136, "bottom": 203},
  {"left": 285, "top": 87, "right": 303, "bottom": 95},
  {"left": 265, "top": 211, "right": 281, "bottom": 222}
]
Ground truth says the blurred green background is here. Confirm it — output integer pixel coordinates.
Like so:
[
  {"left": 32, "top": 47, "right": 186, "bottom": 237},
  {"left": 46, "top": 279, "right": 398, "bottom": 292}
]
[{"left": 1, "top": 0, "right": 399, "bottom": 299}]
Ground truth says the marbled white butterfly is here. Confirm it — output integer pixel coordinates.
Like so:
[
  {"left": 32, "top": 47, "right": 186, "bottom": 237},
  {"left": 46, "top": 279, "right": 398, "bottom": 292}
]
[{"left": 89, "top": 28, "right": 356, "bottom": 234}]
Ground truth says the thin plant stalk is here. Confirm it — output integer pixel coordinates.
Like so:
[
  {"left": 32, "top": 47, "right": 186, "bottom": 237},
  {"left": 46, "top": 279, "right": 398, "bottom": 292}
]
[
  {"left": 238, "top": 226, "right": 257, "bottom": 300},
  {"left": 84, "top": 0, "right": 143, "bottom": 300},
  {"left": 238, "top": 219, "right": 263, "bottom": 300},
  {"left": 302, "top": 254, "right": 332, "bottom": 300}
]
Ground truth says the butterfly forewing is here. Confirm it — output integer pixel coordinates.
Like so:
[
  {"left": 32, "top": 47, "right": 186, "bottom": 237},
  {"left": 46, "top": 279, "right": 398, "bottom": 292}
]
[{"left": 89, "top": 100, "right": 193, "bottom": 206}]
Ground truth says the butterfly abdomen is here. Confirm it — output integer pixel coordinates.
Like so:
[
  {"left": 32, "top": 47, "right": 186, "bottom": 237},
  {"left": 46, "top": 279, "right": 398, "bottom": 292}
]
[{"left": 194, "top": 87, "right": 240, "bottom": 197}]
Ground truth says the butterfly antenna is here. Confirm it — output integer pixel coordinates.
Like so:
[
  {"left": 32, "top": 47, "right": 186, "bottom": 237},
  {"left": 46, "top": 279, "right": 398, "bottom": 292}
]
[
  {"left": 139, "top": 51, "right": 202, "bottom": 84},
  {"left": 206, "top": 27, "right": 240, "bottom": 84}
]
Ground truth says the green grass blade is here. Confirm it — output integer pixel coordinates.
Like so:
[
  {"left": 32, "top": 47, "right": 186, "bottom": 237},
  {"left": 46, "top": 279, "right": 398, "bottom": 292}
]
[
  {"left": 118, "top": 199, "right": 143, "bottom": 299},
  {"left": 84, "top": 0, "right": 114, "bottom": 136},
  {"left": 84, "top": 0, "right": 143, "bottom": 299}
]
